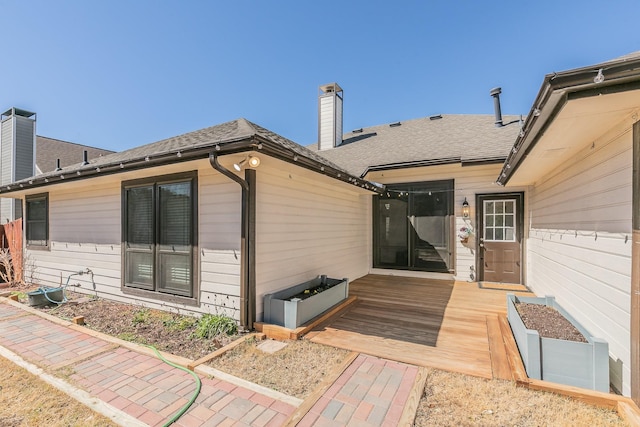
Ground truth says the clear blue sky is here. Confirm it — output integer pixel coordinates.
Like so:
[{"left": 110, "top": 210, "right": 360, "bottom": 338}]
[{"left": 1, "top": 1, "right": 638, "bottom": 152}]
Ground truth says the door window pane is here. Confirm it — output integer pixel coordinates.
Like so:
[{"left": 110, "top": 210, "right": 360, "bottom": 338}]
[{"left": 484, "top": 199, "right": 516, "bottom": 242}]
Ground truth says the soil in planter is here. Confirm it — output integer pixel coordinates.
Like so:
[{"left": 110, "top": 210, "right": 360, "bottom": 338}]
[
  {"left": 515, "top": 302, "right": 588, "bottom": 343},
  {"left": 288, "top": 281, "right": 339, "bottom": 301}
]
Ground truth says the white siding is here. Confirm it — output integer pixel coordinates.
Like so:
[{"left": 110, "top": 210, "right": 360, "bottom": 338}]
[
  {"left": 319, "top": 94, "right": 342, "bottom": 151},
  {"left": 367, "top": 163, "right": 528, "bottom": 282},
  {"left": 526, "top": 124, "right": 632, "bottom": 395},
  {"left": 24, "top": 159, "right": 242, "bottom": 319},
  {"left": 255, "top": 158, "right": 371, "bottom": 320}
]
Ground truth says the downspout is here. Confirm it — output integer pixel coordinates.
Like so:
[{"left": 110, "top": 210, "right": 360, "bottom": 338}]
[{"left": 209, "top": 152, "right": 253, "bottom": 330}]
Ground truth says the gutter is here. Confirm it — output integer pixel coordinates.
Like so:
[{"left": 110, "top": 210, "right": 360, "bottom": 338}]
[
  {"left": 498, "top": 55, "right": 640, "bottom": 186},
  {"left": 209, "top": 152, "right": 253, "bottom": 330},
  {"left": 359, "top": 156, "right": 506, "bottom": 178},
  {"left": 0, "top": 136, "right": 384, "bottom": 196}
]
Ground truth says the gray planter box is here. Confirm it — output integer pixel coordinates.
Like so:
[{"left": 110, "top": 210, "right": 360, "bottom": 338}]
[
  {"left": 507, "top": 294, "right": 609, "bottom": 392},
  {"left": 263, "top": 276, "right": 349, "bottom": 329}
]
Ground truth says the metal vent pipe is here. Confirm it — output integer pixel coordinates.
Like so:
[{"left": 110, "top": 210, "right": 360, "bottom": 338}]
[{"left": 490, "top": 87, "right": 503, "bottom": 127}]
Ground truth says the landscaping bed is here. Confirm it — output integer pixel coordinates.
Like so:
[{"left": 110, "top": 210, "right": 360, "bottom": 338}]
[
  {"left": 24, "top": 290, "right": 239, "bottom": 360},
  {"left": 414, "top": 369, "right": 625, "bottom": 426},
  {"left": 207, "top": 338, "right": 350, "bottom": 399}
]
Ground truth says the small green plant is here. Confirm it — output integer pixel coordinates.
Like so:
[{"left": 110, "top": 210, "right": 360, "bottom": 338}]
[
  {"left": 162, "top": 314, "right": 197, "bottom": 331},
  {"left": 11, "top": 291, "right": 26, "bottom": 301},
  {"left": 193, "top": 314, "right": 237, "bottom": 339},
  {"left": 117, "top": 332, "right": 139, "bottom": 342},
  {"left": 132, "top": 308, "right": 150, "bottom": 325}
]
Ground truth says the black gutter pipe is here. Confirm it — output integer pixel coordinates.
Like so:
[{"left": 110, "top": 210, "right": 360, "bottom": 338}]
[{"left": 209, "top": 152, "right": 252, "bottom": 330}]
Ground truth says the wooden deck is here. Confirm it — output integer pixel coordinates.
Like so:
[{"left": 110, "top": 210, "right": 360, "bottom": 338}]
[{"left": 306, "top": 274, "right": 532, "bottom": 379}]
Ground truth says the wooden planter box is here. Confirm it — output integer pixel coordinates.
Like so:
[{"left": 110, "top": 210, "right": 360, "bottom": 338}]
[
  {"left": 507, "top": 294, "right": 609, "bottom": 392},
  {"left": 263, "top": 276, "right": 349, "bottom": 329}
]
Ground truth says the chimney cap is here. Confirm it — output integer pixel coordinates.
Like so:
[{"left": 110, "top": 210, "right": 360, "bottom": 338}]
[
  {"left": 319, "top": 83, "right": 343, "bottom": 94},
  {"left": 490, "top": 87, "right": 502, "bottom": 97},
  {"left": 1, "top": 107, "right": 36, "bottom": 120}
]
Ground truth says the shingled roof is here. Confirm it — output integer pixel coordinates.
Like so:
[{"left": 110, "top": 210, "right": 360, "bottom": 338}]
[
  {"left": 2, "top": 118, "right": 378, "bottom": 195},
  {"left": 36, "top": 136, "right": 114, "bottom": 173},
  {"left": 313, "top": 114, "right": 522, "bottom": 177}
]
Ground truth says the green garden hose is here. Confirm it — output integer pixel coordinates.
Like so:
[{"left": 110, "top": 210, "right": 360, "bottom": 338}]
[{"left": 146, "top": 345, "right": 202, "bottom": 427}]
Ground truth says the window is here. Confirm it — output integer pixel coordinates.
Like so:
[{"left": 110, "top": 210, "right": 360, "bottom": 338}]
[
  {"left": 25, "top": 193, "right": 48, "bottom": 248},
  {"left": 122, "top": 172, "right": 197, "bottom": 300},
  {"left": 483, "top": 199, "right": 516, "bottom": 241}
]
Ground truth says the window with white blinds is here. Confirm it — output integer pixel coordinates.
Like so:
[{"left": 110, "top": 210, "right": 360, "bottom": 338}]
[{"left": 123, "top": 172, "right": 196, "bottom": 299}]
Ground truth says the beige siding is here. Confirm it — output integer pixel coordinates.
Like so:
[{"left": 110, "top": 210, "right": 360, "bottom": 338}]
[
  {"left": 24, "top": 159, "right": 242, "bottom": 319},
  {"left": 255, "top": 158, "right": 371, "bottom": 320},
  {"left": 367, "top": 163, "right": 528, "bottom": 282},
  {"left": 526, "top": 124, "right": 632, "bottom": 395}
]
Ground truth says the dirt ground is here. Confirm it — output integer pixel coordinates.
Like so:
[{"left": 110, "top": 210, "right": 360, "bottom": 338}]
[
  {"left": 0, "top": 354, "right": 116, "bottom": 427},
  {"left": 516, "top": 302, "right": 588, "bottom": 342},
  {"left": 414, "top": 369, "right": 625, "bottom": 426},
  {"left": 29, "top": 290, "right": 234, "bottom": 360},
  {"left": 208, "top": 338, "right": 350, "bottom": 399}
]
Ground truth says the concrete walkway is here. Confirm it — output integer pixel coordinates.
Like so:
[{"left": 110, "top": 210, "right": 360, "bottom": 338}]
[{"left": 0, "top": 299, "right": 424, "bottom": 426}]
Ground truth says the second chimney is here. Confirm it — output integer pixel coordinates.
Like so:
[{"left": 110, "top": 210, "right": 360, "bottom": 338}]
[
  {"left": 490, "top": 87, "right": 503, "bottom": 127},
  {"left": 318, "top": 83, "right": 343, "bottom": 150}
]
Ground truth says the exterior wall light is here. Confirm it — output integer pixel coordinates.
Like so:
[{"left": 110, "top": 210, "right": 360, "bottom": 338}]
[
  {"left": 462, "top": 197, "right": 470, "bottom": 218},
  {"left": 233, "top": 156, "right": 261, "bottom": 171}
]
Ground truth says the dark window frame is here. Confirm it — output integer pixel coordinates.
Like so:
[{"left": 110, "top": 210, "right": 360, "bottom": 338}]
[
  {"left": 121, "top": 171, "right": 199, "bottom": 306},
  {"left": 373, "top": 179, "right": 455, "bottom": 273},
  {"left": 25, "top": 192, "right": 49, "bottom": 250}
]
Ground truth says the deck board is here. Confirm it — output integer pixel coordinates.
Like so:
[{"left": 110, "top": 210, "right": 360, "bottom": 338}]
[{"left": 308, "top": 274, "right": 532, "bottom": 379}]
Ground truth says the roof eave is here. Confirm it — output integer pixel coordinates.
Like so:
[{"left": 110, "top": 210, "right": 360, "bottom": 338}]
[
  {"left": 0, "top": 135, "right": 384, "bottom": 196},
  {"left": 498, "top": 56, "right": 640, "bottom": 186}
]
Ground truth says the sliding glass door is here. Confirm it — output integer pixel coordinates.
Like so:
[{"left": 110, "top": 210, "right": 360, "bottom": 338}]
[{"left": 374, "top": 180, "right": 454, "bottom": 273}]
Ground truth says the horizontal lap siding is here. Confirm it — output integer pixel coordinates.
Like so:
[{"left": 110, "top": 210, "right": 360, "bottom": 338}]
[
  {"left": 25, "top": 162, "right": 242, "bottom": 319},
  {"left": 527, "top": 126, "right": 632, "bottom": 395},
  {"left": 368, "top": 163, "right": 528, "bottom": 282},
  {"left": 198, "top": 168, "right": 241, "bottom": 319},
  {"left": 256, "top": 164, "right": 370, "bottom": 320}
]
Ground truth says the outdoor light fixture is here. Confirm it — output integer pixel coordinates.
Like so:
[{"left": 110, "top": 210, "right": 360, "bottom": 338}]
[
  {"left": 233, "top": 156, "right": 261, "bottom": 171},
  {"left": 594, "top": 68, "right": 605, "bottom": 84},
  {"left": 462, "top": 197, "right": 470, "bottom": 218}
]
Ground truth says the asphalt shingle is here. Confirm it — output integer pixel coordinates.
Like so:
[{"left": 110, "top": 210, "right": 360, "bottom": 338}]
[{"left": 312, "top": 114, "right": 522, "bottom": 176}]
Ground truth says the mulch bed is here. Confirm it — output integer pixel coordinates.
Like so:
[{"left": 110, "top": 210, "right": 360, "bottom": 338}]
[
  {"left": 29, "top": 291, "right": 235, "bottom": 360},
  {"left": 515, "top": 302, "right": 587, "bottom": 342}
]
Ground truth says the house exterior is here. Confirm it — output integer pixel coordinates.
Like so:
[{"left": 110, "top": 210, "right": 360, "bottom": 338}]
[
  {"left": 314, "top": 109, "right": 525, "bottom": 284},
  {"left": 0, "top": 118, "right": 380, "bottom": 331},
  {"left": 0, "top": 85, "right": 521, "bottom": 328},
  {"left": 3, "top": 53, "right": 639, "bottom": 401},
  {"left": 497, "top": 52, "right": 640, "bottom": 400}
]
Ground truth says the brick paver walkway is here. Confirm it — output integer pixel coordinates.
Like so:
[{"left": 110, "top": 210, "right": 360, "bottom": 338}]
[
  {"left": 0, "top": 302, "right": 294, "bottom": 426},
  {"left": 0, "top": 300, "right": 423, "bottom": 426},
  {"left": 297, "top": 354, "right": 418, "bottom": 427}
]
